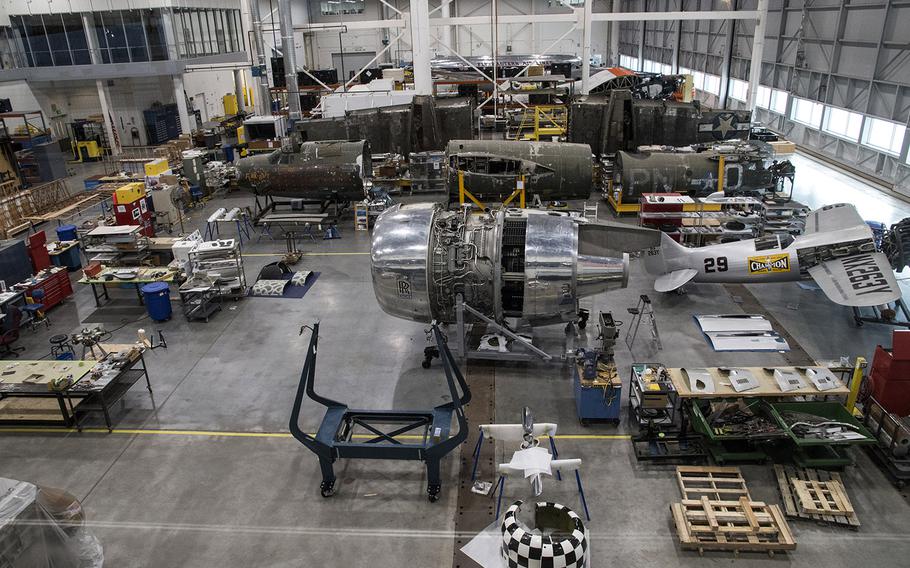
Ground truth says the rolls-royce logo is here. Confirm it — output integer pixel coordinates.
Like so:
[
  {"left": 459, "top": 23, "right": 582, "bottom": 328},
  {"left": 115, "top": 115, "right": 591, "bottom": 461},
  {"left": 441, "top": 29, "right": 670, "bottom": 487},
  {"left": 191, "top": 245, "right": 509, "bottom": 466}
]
[
  {"left": 397, "top": 280, "right": 412, "bottom": 299},
  {"left": 748, "top": 254, "right": 790, "bottom": 274}
]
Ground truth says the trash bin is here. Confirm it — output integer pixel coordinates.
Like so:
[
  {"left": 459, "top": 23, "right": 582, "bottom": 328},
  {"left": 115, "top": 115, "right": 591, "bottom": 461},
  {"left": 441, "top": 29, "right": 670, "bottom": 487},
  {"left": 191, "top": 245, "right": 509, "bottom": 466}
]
[
  {"left": 223, "top": 144, "right": 235, "bottom": 162},
  {"left": 141, "top": 282, "right": 172, "bottom": 322},
  {"left": 56, "top": 225, "right": 77, "bottom": 241}
]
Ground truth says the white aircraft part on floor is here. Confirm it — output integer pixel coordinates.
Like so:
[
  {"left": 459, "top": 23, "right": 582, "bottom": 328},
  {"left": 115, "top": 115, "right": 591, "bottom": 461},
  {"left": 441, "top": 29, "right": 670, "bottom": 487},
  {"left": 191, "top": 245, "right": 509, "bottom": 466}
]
[
  {"left": 704, "top": 331, "right": 790, "bottom": 352},
  {"left": 725, "top": 368, "right": 760, "bottom": 393},
  {"left": 645, "top": 203, "right": 903, "bottom": 308},
  {"left": 695, "top": 314, "right": 774, "bottom": 333}
]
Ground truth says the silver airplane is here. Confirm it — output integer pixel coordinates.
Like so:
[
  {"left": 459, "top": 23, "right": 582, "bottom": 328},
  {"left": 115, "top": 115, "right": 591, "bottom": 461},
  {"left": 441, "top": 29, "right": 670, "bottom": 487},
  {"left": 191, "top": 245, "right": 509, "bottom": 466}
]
[{"left": 644, "top": 203, "right": 902, "bottom": 307}]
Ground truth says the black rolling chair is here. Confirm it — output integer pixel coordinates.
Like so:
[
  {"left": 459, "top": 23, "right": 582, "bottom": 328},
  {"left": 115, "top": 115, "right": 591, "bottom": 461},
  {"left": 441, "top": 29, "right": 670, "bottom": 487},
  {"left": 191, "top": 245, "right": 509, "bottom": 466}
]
[{"left": 0, "top": 307, "right": 26, "bottom": 358}]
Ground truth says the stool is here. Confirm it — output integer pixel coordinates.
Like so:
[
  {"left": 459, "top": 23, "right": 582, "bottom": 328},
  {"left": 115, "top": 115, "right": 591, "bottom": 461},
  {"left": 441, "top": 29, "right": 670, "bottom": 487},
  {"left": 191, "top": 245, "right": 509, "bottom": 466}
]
[{"left": 50, "top": 334, "right": 75, "bottom": 359}]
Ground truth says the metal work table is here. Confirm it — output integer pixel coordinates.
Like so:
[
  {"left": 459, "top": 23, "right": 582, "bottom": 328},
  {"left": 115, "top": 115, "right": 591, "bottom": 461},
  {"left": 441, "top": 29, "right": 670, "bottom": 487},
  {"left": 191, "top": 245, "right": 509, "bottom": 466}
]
[
  {"left": 78, "top": 267, "right": 176, "bottom": 307},
  {"left": 0, "top": 344, "right": 152, "bottom": 429}
]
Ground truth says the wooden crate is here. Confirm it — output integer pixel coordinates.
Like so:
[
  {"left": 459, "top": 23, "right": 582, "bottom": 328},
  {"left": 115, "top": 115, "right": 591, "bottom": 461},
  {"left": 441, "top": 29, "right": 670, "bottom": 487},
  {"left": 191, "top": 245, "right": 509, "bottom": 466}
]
[
  {"left": 676, "top": 466, "right": 751, "bottom": 500},
  {"left": 671, "top": 496, "right": 796, "bottom": 556},
  {"left": 774, "top": 464, "right": 860, "bottom": 528}
]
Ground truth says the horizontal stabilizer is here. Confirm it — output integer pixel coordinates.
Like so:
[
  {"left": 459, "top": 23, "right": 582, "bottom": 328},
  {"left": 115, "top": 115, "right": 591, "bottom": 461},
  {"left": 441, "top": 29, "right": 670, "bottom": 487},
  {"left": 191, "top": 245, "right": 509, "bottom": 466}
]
[
  {"left": 654, "top": 269, "right": 698, "bottom": 292},
  {"left": 805, "top": 203, "right": 867, "bottom": 234},
  {"left": 808, "top": 252, "right": 902, "bottom": 307}
]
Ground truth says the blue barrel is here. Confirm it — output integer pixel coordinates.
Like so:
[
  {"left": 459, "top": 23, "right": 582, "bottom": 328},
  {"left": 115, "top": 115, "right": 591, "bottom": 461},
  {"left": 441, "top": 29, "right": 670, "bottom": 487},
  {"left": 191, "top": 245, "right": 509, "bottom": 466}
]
[
  {"left": 141, "top": 282, "right": 172, "bottom": 321},
  {"left": 56, "top": 225, "right": 77, "bottom": 241},
  {"left": 223, "top": 144, "right": 235, "bottom": 162}
]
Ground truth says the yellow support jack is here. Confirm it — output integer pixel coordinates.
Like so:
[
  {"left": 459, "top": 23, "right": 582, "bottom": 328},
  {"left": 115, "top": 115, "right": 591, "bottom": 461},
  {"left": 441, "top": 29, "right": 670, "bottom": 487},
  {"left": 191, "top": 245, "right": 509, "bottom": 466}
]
[
  {"left": 458, "top": 171, "right": 526, "bottom": 209},
  {"left": 846, "top": 356, "right": 867, "bottom": 416}
]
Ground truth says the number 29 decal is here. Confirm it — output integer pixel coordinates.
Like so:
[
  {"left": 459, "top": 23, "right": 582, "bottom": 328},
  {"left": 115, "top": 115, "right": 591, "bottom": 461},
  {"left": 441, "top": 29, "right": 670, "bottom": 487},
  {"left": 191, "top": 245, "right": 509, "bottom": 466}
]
[{"left": 704, "top": 256, "right": 728, "bottom": 273}]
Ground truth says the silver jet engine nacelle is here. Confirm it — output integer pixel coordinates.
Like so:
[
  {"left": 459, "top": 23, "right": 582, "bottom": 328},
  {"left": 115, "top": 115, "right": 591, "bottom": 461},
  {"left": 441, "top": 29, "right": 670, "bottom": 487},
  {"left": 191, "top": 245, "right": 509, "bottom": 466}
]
[{"left": 371, "top": 203, "right": 661, "bottom": 325}]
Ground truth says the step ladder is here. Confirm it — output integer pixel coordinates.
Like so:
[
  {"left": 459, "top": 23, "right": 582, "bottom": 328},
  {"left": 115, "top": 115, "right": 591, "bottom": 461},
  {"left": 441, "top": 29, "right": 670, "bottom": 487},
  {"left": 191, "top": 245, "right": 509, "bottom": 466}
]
[{"left": 625, "top": 294, "right": 662, "bottom": 351}]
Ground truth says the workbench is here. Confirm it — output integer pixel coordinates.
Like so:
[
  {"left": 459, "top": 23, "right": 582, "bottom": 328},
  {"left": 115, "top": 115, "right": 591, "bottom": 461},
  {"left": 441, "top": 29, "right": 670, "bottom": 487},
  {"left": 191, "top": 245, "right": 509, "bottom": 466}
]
[
  {"left": 0, "top": 344, "right": 152, "bottom": 429},
  {"left": 46, "top": 240, "right": 81, "bottom": 270},
  {"left": 78, "top": 267, "right": 176, "bottom": 306}
]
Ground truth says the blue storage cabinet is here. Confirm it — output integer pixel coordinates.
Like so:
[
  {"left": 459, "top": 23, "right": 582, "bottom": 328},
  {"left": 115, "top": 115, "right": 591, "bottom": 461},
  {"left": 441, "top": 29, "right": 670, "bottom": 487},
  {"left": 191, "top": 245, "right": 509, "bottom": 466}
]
[{"left": 573, "top": 364, "right": 622, "bottom": 425}]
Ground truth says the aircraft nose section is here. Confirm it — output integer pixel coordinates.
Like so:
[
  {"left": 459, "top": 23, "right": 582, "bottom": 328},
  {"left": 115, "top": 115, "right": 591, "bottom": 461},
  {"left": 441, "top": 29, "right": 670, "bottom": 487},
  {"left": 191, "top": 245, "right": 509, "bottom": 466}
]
[{"left": 576, "top": 253, "right": 629, "bottom": 298}]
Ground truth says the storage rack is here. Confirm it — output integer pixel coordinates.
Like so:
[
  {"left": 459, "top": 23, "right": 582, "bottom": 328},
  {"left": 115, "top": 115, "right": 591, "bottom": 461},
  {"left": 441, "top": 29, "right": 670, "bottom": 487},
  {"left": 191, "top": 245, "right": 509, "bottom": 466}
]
[
  {"left": 188, "top": 239, "right": 246, "bottom": 300},
  {"left": 81, "top": 225, "right": 150, "bottom": 266}
]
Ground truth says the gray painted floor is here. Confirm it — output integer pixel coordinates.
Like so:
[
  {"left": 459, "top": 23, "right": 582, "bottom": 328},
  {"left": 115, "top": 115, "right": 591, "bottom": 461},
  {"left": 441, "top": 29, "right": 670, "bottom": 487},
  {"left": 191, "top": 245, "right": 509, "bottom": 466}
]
[{"left": 2, "top": 153, "right": 910, "bottom": 566}]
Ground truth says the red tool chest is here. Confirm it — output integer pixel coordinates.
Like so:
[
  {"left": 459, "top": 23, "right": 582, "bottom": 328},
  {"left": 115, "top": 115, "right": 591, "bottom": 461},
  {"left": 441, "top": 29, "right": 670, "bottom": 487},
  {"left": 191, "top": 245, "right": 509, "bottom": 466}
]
[
  {"left": 15, "top": 266, "right": 73, "bottom": 311},
  {"left": 870, "top": 330, "right": 910, "bottom": 416}
]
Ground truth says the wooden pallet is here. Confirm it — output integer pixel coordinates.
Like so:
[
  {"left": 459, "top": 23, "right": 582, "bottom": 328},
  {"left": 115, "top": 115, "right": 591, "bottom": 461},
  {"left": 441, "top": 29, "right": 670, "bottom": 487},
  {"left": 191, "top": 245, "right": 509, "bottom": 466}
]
[
  {"left": 774, "top": 464, "right": 860, "bottom": 528},
  {"left": 671, "top": 496, "right": 796, "bottom": 556},
  {"left": 676, "top": 466, "right": 751, "bottom": 500},
  {"left": 792, "top": 479, "right": 855, "bottom": 517}
]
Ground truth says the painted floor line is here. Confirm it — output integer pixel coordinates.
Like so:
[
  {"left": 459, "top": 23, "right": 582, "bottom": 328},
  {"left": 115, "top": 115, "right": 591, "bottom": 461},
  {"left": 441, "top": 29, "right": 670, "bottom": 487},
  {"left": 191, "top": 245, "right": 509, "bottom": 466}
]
[{"left": 0, "top": 427, "right": 631, "bottom": 441}]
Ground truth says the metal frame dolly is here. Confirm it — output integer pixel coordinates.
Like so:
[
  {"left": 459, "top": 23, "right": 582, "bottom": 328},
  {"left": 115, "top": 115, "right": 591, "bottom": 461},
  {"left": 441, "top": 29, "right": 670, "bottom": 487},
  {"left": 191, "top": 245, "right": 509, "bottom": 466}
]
[{"left": 289, "top": 322, "right": 471, "bottom": 502}]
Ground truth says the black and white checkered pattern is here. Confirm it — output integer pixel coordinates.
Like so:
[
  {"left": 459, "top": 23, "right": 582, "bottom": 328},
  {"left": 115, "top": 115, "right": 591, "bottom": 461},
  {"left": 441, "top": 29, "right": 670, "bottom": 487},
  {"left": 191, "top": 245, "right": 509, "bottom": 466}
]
[{"left": 500, "top": 501, "right": 587, "bottom": 568}]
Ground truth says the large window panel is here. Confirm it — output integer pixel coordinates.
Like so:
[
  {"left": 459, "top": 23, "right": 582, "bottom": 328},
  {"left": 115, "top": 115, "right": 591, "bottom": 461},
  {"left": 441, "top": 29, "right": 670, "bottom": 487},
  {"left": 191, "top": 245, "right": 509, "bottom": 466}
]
[
  {"left": 191, "top": 11, "right": 205, "bottom": 56},
  {"left": 145, "top": 10, "right": 168, "bottom": 61},
  {"left": 729, "top": 78, "right": 748, "bottom": 102},
  {"left": 823, "top": 107, "right": 863, "bottom": 142},
  {"left": 25, "top": 16, "right": 52, "bottom": 67},
  {"left": 214, "top": 10, "right": 227, "bottom": 54},
  {"left": 862, "top": 118, "right": 906, "bottom": 155},
  {"left": 43, "top": 14, "right": 71, "bottom": 66},
  {"left": 11, "top": 17, "right": 34, "bottom": 67},
  {"left": 702, "top": 74, "right": 721, "bottom": 96},
  {"left": 790, "top": 97, "right": 824, "bottom": 128},
  {"left": 755, "top": 85, "right": 771, "bottom": 109},
  {"left": 101, "top": 13, "right": 130, "bottom": 63},
  {"left": 123, "top": 11, "right": 148, "bottom": 62},
  {"left": 63, "top": 14, "right": 90, "bottom": 65},
  {"left": 769, "top": 89, "right": 788, "bottom": 114}
]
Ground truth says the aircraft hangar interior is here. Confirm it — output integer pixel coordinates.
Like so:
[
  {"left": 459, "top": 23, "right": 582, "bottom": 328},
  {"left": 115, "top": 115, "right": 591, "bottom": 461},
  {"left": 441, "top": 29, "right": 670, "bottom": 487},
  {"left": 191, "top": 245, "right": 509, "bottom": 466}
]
[{"left": 2, "top": 1, "right": 910, "bottom": 566}]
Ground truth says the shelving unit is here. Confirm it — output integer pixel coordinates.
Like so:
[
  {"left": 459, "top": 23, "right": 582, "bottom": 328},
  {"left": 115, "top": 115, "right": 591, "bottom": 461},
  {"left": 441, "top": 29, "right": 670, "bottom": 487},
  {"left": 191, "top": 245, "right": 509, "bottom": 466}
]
[
  {"left": 82, "top": 225, "right": 150, "bottom": 266},
  {"left": 188, "top": 239, "right": 246, "bottom": 300}
]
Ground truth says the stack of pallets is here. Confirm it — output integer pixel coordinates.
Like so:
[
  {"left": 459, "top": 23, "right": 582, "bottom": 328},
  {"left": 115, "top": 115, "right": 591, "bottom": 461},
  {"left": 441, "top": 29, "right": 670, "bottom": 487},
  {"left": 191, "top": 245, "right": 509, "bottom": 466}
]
[
  {"left": 671, "top": 466, "right": 797, "bottom": 556},
  {"left": 774, "top": 464, "right": 859, "bottom": 528}
]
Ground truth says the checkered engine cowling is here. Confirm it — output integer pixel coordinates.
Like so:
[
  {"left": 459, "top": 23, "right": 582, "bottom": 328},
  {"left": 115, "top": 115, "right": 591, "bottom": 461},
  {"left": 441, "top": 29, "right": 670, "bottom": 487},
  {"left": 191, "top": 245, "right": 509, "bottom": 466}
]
[{"left": 500, "top": 501, "right": 587, "bottom": 568}]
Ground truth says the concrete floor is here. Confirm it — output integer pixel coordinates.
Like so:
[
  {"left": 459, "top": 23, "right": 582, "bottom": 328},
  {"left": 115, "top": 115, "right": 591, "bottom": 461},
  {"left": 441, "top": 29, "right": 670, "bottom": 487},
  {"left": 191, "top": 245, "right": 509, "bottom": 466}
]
[{"left": 2, "top": 152, "right": 910, "bottom": 566}]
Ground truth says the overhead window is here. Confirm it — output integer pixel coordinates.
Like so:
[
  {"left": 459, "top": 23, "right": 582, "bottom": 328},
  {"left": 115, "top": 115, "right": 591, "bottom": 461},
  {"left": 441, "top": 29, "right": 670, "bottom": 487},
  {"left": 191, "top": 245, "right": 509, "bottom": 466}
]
[
  {"left": 729, "top": 79, "right": 748, "bottom": 102},
  {"left": 823, "top": 107, "right": 863, "bottom": 141},
  {"left": 862, "top": 117, "right": 906, "bottom": 155},
  {"left": 755, "top": 85, "right": 771, "bottom": 109},
  {"left": 702, "top": 74, "right": 721, "bottom": 96},
  {"left": 690, "top": 71, "right": 704, "bottom": 91},
  {"left": 769, "top": 89, "right": 788, "bottom": 114},
  {"left": 790, "top": 97, "right": 824, "bottom": 128}
]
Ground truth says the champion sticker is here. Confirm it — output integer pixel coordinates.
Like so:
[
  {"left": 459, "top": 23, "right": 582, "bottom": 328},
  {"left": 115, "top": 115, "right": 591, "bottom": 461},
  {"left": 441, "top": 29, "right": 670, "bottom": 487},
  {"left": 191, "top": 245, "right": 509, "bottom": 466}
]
[{"left": 748, "top": 253, "right": 791, "bottom": 274}]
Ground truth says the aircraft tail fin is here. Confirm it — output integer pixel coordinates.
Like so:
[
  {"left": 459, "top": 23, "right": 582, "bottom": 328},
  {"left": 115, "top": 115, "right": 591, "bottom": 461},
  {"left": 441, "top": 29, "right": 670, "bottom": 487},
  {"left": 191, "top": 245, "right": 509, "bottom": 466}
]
[{"left": 644, "top": 232, "right": 697, "bottom": 291}]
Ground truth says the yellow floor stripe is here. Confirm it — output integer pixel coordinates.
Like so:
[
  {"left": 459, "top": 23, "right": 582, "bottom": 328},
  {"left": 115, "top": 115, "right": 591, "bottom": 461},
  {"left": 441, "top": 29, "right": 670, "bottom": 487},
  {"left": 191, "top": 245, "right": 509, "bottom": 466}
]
[
  {"left": 241, "top": 252, "right": 369, "bottom": 257},
  {"left": 0, "top": 427, "right": 630, "bottom": 441}
]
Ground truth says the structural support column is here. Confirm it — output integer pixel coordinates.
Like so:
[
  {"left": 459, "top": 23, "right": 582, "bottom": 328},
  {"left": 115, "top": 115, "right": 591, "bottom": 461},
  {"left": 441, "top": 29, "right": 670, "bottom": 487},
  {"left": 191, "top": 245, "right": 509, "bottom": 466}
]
[
  {"left": 95, "top": 80, "right": 121, "bottom": 155},
  {"left": 440, "top": 0, "right": 453, "bottom": 53},
  {"left": 746, "top": 0, "right": 768, "bottom": 110},
  {"left": 720, "top": 14, "right": 736, "bottom": 109},
  {"left": 247, "top": 0, "right": 273, "bottom": 115},
  {"left": 173, "top": 74, "right": 192, "bottom": 134},
  {"left": 580, "top": 0, "right": 593, "bottom": 94},
  {"left": 83, "top": 14, "right": 120, "bottom": 155},
  {"left": 610, "top": 0, "right": 621, "bottom": 66},
  {"left": 409, "top": 0, "right": 432, "bottom": 95},
  {"left": 278, "top": 0, "right": 301, "bottom": 121}
]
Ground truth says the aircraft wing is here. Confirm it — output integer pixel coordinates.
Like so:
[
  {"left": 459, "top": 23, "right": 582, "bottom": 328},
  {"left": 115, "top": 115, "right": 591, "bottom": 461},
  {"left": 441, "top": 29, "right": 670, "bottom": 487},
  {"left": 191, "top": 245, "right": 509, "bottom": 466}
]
[
  {"left": 808, "top": 252, "right": 902, "bottom": 307},
  {"left": 805, "top": 203, "right": 867, "bottom": 234}
]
